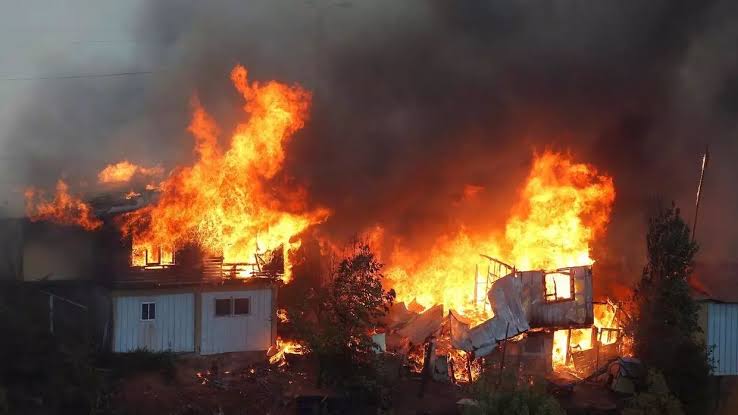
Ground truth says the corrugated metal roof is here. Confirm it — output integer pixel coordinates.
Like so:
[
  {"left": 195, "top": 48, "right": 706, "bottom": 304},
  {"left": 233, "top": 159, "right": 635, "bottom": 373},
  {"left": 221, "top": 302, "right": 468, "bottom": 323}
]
[{"left": 707, "top": 302, "right": 738, "bottom": 376}]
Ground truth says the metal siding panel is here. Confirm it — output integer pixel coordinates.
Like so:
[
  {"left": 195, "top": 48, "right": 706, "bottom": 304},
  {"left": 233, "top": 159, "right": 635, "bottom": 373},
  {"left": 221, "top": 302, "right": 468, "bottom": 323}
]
[
  {"left": 112, "top": 293, "right": 195, "bottom": 353},
  {"left": 726, "top": 304, "right": 738, "bottom": 375},
  {"left": 727, "top": 305, "right": 731, "bottom": 375},
  {"left": 113, "top": 298, "right": 121, "bottom": 352},
  {"left": 715, "top": 303, "right": 721, "bottom": 375},
  {"left": 715, "top": 304, "right": 721, "bottom": 374},
  {"left": 733, "top": 305, "right": 737, "bottom": 375},
  {"left": 121, "top": 297, "right": 128, "bottom": 351},
  {"left": 707, "top": 303, "right": 719, "bottom": 374},
  {"left": 175, "top": 295, "right": 182, "bottom": 351},
  {"left": 707, "top": 303, "right": 738, "bottom": 376},
  {"left": 707, "top": 303, "right": 715, "bottom": 374},
  {"left": 722, "top": 305, "right": 729, "bottom": 375},
  {"left": 727, "top": 305, "right": 732, "bottom": 374},
  {"left": 722, "top": 305, "right": 727, "bottom": 374},
  {"left": 718, "top": 304, "right": 730, "bottom": 373},
  {"left": 199, "top": 289, "right": 272, "bottom": 354}
]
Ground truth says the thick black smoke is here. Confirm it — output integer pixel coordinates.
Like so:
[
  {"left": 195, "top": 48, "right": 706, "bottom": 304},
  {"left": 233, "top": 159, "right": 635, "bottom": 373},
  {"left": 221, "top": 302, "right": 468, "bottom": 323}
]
[{"left": 5, "top": 0, "right": 738, "bottom": 286}]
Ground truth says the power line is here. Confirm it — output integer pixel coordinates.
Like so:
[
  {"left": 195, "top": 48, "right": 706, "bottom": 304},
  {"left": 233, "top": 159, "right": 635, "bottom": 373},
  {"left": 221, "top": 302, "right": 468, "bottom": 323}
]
[{"left": 0, "top": 70, "right": 161, "bottom": 82}]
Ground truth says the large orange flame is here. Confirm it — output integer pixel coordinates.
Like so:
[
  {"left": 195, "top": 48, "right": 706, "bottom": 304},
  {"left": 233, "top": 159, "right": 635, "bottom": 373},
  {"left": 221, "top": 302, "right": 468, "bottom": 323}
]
[
  {"left": 98, "top": 160, "right": 163, "bottom": 184},
  {"left": 119, "top": 65, "right": 328, "bottom": 282},
  {"left": 552, "top": 301, "right": 623, "bottom": 368},
  {"left": 385, "top": 151, "right": 615, "bottom": 322},
  {"left": 24, "top": 179, "right": 102, "bottom": 230}
]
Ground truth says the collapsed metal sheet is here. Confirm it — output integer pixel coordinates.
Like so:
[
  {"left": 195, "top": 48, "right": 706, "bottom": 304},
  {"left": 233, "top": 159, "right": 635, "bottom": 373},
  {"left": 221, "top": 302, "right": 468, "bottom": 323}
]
[
  {"left": 396, "top": 304, "right": 444, "bottom": 345},
  {"left": 465, "top": 272, "right": 530, "bottom": 356},
  {"left": 452, "top": 265, "right": 593, "bottom": 357}
]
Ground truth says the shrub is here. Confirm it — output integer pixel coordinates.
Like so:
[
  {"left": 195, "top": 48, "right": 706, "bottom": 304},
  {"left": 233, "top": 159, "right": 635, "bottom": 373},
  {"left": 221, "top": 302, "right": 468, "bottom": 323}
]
[{"left": 463, "top": 371, "right": 565, "bottom": 415}]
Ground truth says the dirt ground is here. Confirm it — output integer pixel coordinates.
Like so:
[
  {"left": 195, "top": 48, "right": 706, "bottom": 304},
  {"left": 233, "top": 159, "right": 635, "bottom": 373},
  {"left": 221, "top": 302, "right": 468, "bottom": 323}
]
[{"left": 110, "top": 352, "right": 465, "bottom": 415}]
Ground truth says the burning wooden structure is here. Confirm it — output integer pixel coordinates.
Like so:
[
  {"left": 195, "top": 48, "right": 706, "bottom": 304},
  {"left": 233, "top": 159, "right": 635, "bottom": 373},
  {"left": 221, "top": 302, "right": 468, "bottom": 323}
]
[
  {"left": 4, "top": 189, "right": 284, "bottom": 355},
  {"left": 383, "top": 261, "right": 627, "bottom": 382}
]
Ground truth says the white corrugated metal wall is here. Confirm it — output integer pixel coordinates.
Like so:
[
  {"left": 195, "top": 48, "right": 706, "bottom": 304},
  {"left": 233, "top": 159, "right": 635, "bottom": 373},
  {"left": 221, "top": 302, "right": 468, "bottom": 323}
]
[
  {"left": 113, "top": 293, "right": 195, "bottom": 353},
  {"left": 707, "top": 302, "right": 738, "bottom": 376},
  {"left": 200, "top": 289, "right": 273, "bottom": 355}
]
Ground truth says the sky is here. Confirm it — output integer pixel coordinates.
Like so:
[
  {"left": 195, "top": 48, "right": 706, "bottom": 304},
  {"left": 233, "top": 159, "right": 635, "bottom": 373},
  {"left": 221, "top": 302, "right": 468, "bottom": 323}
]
[{"left": 0, "top": 0, "right": 148, "bottom": 212}]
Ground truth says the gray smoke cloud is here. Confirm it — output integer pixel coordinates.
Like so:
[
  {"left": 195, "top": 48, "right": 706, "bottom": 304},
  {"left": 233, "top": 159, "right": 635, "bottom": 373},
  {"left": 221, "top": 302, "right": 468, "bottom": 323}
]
[{"left": 4, "top": 0, "right": 738, "bottom": 287}]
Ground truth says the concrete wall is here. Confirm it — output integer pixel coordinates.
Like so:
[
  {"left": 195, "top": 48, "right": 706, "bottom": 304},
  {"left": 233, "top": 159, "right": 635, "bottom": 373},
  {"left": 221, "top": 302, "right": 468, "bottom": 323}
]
[
  {"left": 200, "top": 288, "right": 273, "bottom": 355},
  {"left": 112, "top": 293, "right": 195, "bottom": 352}
]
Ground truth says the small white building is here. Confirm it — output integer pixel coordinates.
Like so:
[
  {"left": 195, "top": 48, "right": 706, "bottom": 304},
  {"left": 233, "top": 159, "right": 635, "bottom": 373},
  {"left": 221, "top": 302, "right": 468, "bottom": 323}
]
[{"left": 111, "top": 279, "right": 277, "bottom": 355}]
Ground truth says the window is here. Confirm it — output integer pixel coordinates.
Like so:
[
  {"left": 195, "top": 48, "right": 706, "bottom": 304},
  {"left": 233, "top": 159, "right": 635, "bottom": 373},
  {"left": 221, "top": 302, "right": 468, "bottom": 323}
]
[
  {"left": 544, "top": 271, "right": 574, "bottom": 302},
  {"left": 141, "top": 302, "right": 156, "bottom": 321},
  {"left": 215, "top": 299, "right": 232, "bottom": 316},
  {"left": 599, "top": 328, "right": 620, "bottom": 345},
  {"left": 523, "top": 335, "right": 544, "bottom": 354},
  {"left": 234, "top": 298, "right": 250, "bottom": 315}
]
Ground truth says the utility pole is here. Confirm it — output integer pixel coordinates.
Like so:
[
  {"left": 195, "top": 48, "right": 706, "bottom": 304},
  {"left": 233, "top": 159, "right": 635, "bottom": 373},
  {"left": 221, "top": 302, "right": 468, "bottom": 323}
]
[{"left": 692, "top": 146, "right": 710, "bottom": 243}]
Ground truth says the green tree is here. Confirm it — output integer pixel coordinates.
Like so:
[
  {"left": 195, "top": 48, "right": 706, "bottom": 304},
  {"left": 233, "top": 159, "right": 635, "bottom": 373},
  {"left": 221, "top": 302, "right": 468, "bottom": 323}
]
[
  {"left": 628, "top": 203, "right": 712, "bottom": 414},
  {"left": 290, "top": 244, "right": 395, "bottom": 403}
]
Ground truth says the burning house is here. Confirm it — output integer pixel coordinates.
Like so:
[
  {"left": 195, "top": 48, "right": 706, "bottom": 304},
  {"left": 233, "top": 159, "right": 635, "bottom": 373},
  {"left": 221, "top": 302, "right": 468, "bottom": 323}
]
[
  {"left": 15, "top": 64, "right": 631, "bottom": 374},
  {"left": 382, "top": 258, "right": 627, "bottom": 383},
  {"left": 15, "top": 65, "right": 326, "bottom": 356},
  {"left": 4, "top": 190, "right": 282, "bottom": 356}
]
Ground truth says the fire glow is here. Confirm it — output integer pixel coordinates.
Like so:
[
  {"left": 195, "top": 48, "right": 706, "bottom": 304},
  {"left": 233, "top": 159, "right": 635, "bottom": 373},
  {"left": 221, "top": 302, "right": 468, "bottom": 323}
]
[
  {"left": 98, "top": 160, "right": 163, "bottom": 184},
  {"left": 24, "top": 180, "right": 102, "bottom": 230},
  {"left": 552, "top": 301, "right": 624, "bottom": 368},
  {"left": 268, "top": 337, "right": 304, "bottom": 367},
  {"left": 119, "top": 65, "right": 329, "bottom": 281},
  {"left": 384, "top": 151, "right": 616, "bottom": 322}
]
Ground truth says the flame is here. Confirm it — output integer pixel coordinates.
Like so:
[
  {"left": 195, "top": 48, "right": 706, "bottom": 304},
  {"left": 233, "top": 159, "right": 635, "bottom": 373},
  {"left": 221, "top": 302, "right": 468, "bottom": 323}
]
[
  {"left": 98, "top": 160, "right": 163, "bottom": 184},
  {"left": 119, "top": 65, "right": 328, "bottom": 281},
  {"left": 551, "top": 301, "right": 624, "bottom": 368},
  {"left": 505, "top": 151, "right": 615, "bottom": 270},
  {"left": 124, "top": 190, "right": 141, "bottom": 200},
  {"left": 268, "top": 337, "right": 304, "bottom": 366},
  {"left": 545, "top": 272, "right": 573, "bottom": 300},
  {"left": 385, "top": 151, "right": 615, "bottom": 324},
  {"left": 277, "top": 308, "right": 289, "bottom": 323},
  {"left": 24, "top": 180, "right": 102, "bottom": 230}
]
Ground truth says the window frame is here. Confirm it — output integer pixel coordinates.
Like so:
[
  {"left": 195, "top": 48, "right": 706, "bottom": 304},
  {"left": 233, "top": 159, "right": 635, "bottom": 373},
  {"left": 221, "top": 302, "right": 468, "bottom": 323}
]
[
  {"left": 543, "top": 270, "right": 576, "bottom": 303},
  {"left": 233, "top": 298, "right": 251, "bottom": 315},
  {"left": 141, "top": 302, "right": 156, "bottom": 321},
  {"left": 214, "top": 298, "right": 233, "bottom": 317},
  {"left": 522, "top": 334, "right": 544, "bottom": 354}
]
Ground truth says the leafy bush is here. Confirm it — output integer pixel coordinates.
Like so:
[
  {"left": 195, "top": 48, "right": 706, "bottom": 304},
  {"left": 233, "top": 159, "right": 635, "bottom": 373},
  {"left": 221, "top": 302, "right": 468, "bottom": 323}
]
[
  {"left": 463, "top": 371, "right": 565, "bottom": 415},
  {"left": 622, "top": 369, "right": 684, "bottom": 415}
]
